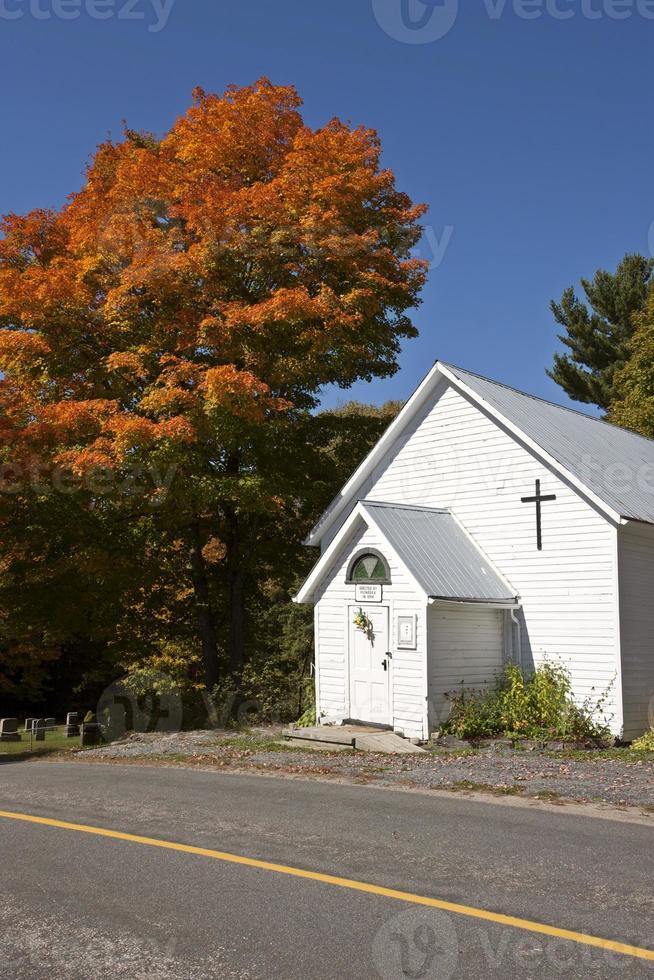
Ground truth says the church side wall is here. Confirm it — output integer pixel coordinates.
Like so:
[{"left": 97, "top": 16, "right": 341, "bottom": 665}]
[
  {"left": 427, "top": 604, "right": 505, "bottom": 731},
  {"left": 315, "top": 523, "right": 427, "bottom": 739},
  {"left": 618, "top": 522, "right": 654, "bottom": 740},
  {"left": 353, "top": 383, "right": 622, "bottom": 733}
]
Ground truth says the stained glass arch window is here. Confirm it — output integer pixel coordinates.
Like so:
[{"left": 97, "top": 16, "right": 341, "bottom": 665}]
[{"left": 346, "top": 550, "right": 391, "bottom": 584}]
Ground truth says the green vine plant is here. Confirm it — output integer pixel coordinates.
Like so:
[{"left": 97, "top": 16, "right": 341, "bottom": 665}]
[{"left": 353, "top": 607, "right": 375, "bottom": 643}]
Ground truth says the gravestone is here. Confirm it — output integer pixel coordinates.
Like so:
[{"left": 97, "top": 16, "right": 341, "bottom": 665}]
[
  {"left": 0, "top": 718, "right": 21, "bottom": 742},
  {"left": 64, "top": 712, "right": 80, "bottom": 738},
  {"left": 80, "top": 719, "right": 102, "bottom": 747},
  {"left": 24, "top": 718, "right": 35, "bottom": 732},
  {"left": 44, "top": 717, "right": 56, "bottom": 731},
  {"left": 33, "top": 719, "right": 46, "bottom": 742}
]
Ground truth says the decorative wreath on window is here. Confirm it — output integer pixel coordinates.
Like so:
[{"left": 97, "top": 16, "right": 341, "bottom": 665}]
[{"left": 353, "top": 607, "right": 375, "bottom": 642}]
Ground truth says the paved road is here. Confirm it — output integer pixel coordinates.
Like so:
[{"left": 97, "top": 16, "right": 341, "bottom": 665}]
[{"left": 0, "top": 761, "right": 652, "bottom": 979}]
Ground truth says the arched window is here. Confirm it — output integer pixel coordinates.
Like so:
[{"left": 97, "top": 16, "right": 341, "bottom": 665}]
[{"left": 347, "top": 550, "right": 391, "bottom": 584}]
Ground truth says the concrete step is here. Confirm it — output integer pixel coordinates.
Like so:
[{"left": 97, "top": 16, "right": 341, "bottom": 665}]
[
  {"left": 283, "top": 726, "right": 427, "bottom": 754},
  {"left": 354, "top": 732, "right": 427, "bottom": 754},
  {"left": 282, "top": 737, "right": 353, "bottom": 752},
  {"left": 282, "top": 727, "right": 355, "bottom": 746}
]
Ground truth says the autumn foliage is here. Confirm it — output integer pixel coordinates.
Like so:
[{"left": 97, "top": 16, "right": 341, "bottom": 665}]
[{"left": 0, "top": 78, "right": 426, "bottom": 694}]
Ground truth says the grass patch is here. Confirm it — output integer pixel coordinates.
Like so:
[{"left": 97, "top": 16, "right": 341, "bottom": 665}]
[
  {"left": 0, "top": 726, "right": 80, "bottom": 758},
  {"left": 447, "top": 780, "right": 525, "bottom": 797},
  {"left": 533, "top": 790, "right": 566, "bottom": 803}
]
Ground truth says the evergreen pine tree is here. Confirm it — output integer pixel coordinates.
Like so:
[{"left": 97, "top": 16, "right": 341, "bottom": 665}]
[{"left": 548, "top": 253, "right": 654, "bottom": 410}]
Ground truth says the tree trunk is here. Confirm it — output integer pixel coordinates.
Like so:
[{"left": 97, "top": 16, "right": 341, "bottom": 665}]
[
  {"left": 227, "top": 558, "right": 247, "bottom": 675},
  {"left": 222, "top": 451, "right": 249, "bottom": 677},
  {"left": 188, "top": 523, "right": 220, "bottom": 690}
]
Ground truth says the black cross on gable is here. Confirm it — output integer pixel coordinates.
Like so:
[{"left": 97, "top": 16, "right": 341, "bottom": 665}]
[{"left": 521, "top": 479, "right": 557, "bottom": 551}]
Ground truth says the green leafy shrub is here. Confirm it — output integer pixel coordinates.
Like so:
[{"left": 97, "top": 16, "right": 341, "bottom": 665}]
[
  {"left": 296, "top": 705, "right": 316, "bottom": 728},
  {"left": 122, "top": 641, "right": 205, "bottom": 697},
  {"left": 631, "top": 729, "right": 654, "bottom": 751},
  {"left": 441, "top": 662, "right": 613, "bottom": 743},
  {"left": 210, "top": 660, "right": 315, "bottom": 727}
]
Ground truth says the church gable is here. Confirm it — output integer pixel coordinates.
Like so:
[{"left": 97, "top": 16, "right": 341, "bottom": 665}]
[
  {"left": 344, "top": 379, "right": 612, "bottom": 549},
  {"left": 365, "top": 380, "right": 614, "bottom": 576},
  {"left": 309, "top": 358, "right": 654, "bottom": 550},
  {"left": 356, "top": 381, "right": 621, "bottom": 721}
]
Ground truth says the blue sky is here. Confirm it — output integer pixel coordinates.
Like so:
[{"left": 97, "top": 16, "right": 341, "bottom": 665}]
[{"left": 0, "top": 0, "right": 651, "bottom": 412}]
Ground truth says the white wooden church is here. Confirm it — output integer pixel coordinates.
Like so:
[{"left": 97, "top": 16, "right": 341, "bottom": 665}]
[{"left": 296, "top": 361, "right": 654, "bottom": 742}]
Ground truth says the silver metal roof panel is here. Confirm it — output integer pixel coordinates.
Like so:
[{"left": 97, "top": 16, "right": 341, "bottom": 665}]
[{"left": 362, "top": 501, "right": 516, "bottom": 602}]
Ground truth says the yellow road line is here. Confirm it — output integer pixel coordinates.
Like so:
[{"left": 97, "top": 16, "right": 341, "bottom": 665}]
[{"left": 1, "top": 808, "right": 652, "bottom": 962}]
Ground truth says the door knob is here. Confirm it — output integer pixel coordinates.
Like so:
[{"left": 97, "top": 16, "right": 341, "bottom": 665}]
[{"left": 382, "top": 659, "right": 388, "bottom": 671}]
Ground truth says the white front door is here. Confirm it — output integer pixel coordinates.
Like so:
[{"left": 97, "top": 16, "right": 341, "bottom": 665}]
[{"left": 348, "top": 605, "right": 390, "bottom": 725}]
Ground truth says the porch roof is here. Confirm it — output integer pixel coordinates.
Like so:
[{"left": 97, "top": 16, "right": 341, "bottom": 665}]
[
  {"left": 295, "top": 500, "right": 519, "bottom": 605},
  {"left": 363, "top": 502, "right": 518, "bottom": 604}
]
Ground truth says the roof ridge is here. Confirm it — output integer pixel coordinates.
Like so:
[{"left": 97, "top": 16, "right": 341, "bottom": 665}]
[
  {"left": 439, "top": 360, "right": 654, "bottom": 448},
  {"left": 361, "top": 500, "right": 450, "bottom": 514}
]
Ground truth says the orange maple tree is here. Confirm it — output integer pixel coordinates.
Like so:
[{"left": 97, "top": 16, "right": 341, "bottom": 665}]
[{"left": 0, "top": 79, "right": 426, "bottom": 688}]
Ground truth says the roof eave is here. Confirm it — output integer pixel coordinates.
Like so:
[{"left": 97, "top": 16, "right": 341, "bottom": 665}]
[
  {"left": 428, "top": 596, "right": 521, "bottom": 608},
  {"left": 304, "top": 363, "right": 443, "bottom": 546}
]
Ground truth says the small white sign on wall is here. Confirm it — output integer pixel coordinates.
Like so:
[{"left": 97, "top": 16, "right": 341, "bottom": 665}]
[
  {"left": 355, "top": 584, "right": 383, "bottom": 603},
  {"left": 397, "top": 615, "right": 417, "bottom": 650}
]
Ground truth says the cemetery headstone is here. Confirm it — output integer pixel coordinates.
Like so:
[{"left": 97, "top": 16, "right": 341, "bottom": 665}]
[
  {"left": 33, "top": 719, "right": 46, "bottom": 742},
  {"left": 64, "top": 712, "right": 80, "bottom": 738},
  {"left": 24, "top": 718, "right": 35, "bottom": 732},
  {"left": 44, "top": 717, "right": 56, "bottom": 731},
  {"left": 0, "top": 718, "right": 21, "bottom": 742},
  {"left": 80, "top": 716, "right": 102, "bottom": 747}
]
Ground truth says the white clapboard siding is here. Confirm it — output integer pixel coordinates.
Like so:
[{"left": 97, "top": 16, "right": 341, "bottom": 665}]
[
  {"left": 618, "top": 523, "right": 654, "bottom": 740},
  {"left": 351, "top": 382, "right": 621, "bottom": 731},
  {"left": 428, "top": 603, "right": 505, "bottom": 729},
  {"left": 315, "top": 522, "right": 427, "bottom": 739}
]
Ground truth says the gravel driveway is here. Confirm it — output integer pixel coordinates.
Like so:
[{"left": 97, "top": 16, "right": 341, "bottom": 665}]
[{"left": 74, "top": 730, "right": 654, "bottom": 810}]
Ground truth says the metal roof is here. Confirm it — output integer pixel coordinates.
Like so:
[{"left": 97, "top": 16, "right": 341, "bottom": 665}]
[
  {"left": 442, "top": 363, "right": 654, "bottom": 525},
  {"left": 363, "top": 502, "right": 517, "bottom": 603}
]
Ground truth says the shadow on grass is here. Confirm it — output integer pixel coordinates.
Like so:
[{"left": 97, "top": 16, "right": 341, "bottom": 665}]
[
  {"left": 0, "top": 750, "right": 65, "bottom": 765},
  {"left": 0, "top": 743, "right": 81, "bottom": 764}
]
